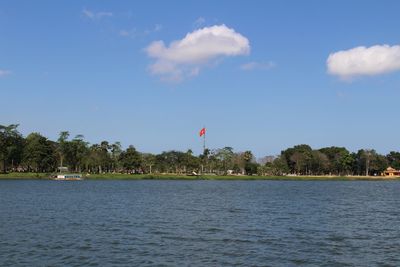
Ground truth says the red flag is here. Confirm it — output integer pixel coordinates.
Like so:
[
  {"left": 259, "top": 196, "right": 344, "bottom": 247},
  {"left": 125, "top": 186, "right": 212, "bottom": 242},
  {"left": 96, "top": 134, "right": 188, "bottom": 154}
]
[{"left": 199, "top": 127, "right": 206, "bottom": 137}]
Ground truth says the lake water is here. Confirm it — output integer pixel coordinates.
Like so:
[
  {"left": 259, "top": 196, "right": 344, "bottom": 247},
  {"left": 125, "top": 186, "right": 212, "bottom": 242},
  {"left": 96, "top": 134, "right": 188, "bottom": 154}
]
[{"left": 1, "top": 180, "right": 400, "bottom": 266}]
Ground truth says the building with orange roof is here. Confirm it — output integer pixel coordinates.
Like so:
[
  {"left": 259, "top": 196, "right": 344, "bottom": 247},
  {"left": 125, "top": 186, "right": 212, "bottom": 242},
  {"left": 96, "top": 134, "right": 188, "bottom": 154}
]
[{"left": 383, "top": 167, "right": 400, "bottom": 177}]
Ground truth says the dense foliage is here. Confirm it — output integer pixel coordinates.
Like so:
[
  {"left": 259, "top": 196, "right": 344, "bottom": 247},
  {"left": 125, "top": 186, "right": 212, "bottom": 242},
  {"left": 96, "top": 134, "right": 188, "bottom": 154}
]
[{"left": 0, "top": 124, "right": 398, "bottom": 176}]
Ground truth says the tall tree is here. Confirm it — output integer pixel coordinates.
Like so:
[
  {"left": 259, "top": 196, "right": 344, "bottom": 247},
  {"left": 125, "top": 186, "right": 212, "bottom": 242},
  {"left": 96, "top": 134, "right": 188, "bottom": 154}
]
[
  {"left": 271, "top": 156, "right": 290, "bottom": 175},
  {"left": 200, "top": 148, "right": 210, "bottom": 173},
  {"left": 110, "top": 142, "right": 122, "bottom": 172},
  {"left": 281, "top": 144, "right": 313, "bottom": 174},
  {"left": 57, "top": 131, "right": 70, "bottom": 168},
  {"left": 310, "top": 150, "right": 329, "bottom": 175},
  {"left": 242, "top": 150, "right": 257, "bottom": 175},
  {"left": 69, "top": 135, "right": 89, "bottom": 172},
  {"left": 23, "top": 133, "right": 55, "bottom": 172},
  {"left": 215, "top": 147, "right": 234, "bottom": 174},
  {"left": 0, "top": 124, "right": 23, "bottom": 173},
  {"left": 386, "top": 151, "right": 400, "bottom": 170},
  {"left": 119, "top": 145, "right": 142, "bottom": 173},
  {"left": 142, "top": 153, "right": 156, "bottom": 174},
  {"left": 355, "top": 149, "right": 381, "bottom": 176},
  {"left": 319, "top": 147, "right": 354, "bottom": 175}
]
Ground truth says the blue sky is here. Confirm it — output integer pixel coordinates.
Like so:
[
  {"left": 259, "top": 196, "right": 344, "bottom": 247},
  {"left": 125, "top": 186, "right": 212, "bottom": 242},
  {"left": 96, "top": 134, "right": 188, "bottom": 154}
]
[{"left": 1, "top": 0, "right": 400, "bottom": 157}]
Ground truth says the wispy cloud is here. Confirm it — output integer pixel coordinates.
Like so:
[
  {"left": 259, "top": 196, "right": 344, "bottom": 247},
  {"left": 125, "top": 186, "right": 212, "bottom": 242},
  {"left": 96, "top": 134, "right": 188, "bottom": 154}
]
[
  {"left": 145, "top": 24, "right": 250, "bottom": 82},
  {"left": 154, "top": 24, "right": 163, "bottom": 32},
  {"left": 240, "top": 61, "right": 275, "bottom": 71},
  {"left": 327, "top": 44, "right": 400, "bottom": 80},
  {"left": 0, "top": 69, "right": 11, "bottom": 77},
  {"left": 119, "top": 29, "right": 137, "bottom": 38},
  {"left": 194, "top": 17, "right": 206, "bottom": 27},
  {"left": 144, "top": 24, "right": 163, "bottom": 35},
  {"left": 120, "top": 24, "right": 162, "bottom": 39},
  {"left": 82, "top": 8, "right": 113, "bottom": 20}
]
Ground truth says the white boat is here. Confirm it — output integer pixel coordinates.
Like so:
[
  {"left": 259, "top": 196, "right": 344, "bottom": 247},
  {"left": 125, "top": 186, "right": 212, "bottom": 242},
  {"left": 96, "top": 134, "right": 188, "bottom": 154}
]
[{"left": 53, "top": 174, "right": 83, "bottom": 180}]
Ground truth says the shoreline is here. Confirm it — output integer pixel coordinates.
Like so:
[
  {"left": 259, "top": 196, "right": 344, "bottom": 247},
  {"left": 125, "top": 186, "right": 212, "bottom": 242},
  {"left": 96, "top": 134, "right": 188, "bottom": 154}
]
[{"left": 0, "top": 172, "right": 399, "bottom": 181}]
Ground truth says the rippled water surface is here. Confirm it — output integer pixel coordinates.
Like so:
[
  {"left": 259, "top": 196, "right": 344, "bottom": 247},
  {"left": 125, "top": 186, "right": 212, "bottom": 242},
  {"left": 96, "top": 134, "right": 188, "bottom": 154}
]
[{"left": 1, "top": 180, "right": 400, "bottom": 266}]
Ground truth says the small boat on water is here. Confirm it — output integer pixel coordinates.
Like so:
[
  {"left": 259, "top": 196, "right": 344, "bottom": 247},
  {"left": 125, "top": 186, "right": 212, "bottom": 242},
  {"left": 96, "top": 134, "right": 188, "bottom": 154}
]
[
  {"left": 52, "top": 166, "right": 83, "bottom": 180},
  {"left": 53, "top": 174, "right": 83, "bottom": 181}
]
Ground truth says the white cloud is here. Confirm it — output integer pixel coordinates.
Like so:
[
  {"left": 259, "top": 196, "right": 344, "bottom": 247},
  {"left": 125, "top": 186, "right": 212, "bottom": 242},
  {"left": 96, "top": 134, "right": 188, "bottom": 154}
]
[
  {"left": 327, "top": 44, "right": 400, "bottom": 79},
  {"left": 0, "top": 69, "right": 11, "bottom": 77},
  {"left": 82, "top": 8, "right": 113, "bottom": 20},
  {"left": 145, "top": 24, "right": 250, "bottom": 82},
  {"left": 240, "top": 61, "right": 275, "bottom": 71}
]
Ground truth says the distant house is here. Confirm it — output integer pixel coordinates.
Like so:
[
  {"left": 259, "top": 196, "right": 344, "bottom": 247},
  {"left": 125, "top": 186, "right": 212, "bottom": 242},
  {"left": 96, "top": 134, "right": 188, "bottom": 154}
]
[{"left": 383, "top": 167, "right": 400, "bottom": 177}]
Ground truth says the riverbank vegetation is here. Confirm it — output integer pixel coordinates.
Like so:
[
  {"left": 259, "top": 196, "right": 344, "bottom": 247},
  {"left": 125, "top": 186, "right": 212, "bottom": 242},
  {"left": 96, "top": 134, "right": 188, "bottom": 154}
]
[
  {"left": 1, "top": 124, "right": 400, "bottom": 178},
  {"left": 1, "top": 172, "right": 399, "bottom": 181}
]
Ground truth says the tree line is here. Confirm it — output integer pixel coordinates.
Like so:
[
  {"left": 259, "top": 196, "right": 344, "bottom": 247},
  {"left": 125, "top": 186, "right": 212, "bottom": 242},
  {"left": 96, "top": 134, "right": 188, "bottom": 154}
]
[{"left": 1, "top": 124, "right": 399, "bottom": 176}]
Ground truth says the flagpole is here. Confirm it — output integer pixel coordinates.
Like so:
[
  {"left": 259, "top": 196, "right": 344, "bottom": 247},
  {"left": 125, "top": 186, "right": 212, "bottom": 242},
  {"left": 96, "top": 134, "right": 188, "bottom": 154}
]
[
  {"left": 202, "top": 126, "right": 206, "bottom": 174},
  {"left": 203, "top": 125, "right": 206, "bottom": 153}
]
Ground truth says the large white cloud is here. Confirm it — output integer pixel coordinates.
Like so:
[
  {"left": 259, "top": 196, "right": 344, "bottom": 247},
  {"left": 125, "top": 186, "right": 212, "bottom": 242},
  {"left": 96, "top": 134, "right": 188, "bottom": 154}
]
[
  {"left": 145, "top": 24, "right": 250, "bottom": 81},
  {"left": 327, "top": 44, "right": 400, "bottom": 79}
]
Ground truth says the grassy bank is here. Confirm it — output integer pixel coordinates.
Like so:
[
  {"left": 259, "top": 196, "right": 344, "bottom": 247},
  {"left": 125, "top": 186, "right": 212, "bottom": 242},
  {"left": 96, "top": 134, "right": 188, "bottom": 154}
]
[
  {"left": 1, "top": 172, "right": 399, "bottom": 181},
  {"left": 0, "top": 172, "right": 51, "bottom": 179}
]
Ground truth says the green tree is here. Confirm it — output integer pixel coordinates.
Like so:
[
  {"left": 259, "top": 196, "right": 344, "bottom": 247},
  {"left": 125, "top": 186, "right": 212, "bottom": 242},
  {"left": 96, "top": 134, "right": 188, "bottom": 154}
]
[
  {"left": 199, "top": 148, "right": 211, "bottom": 173},
  {"left": 243, "top": 150, "right": 253, "bottom": 162},
  {"left": 119, "top": 145, "right": 142, "bottom": 173},
  {"left": 69, "top": 135, "right": 89, "bottom": 172},
  {"left": 369, "top": 153, "right": 388, "bottom": 175},
  {"left": 281, "top": 144, "right": 312, "bottom": 174},
  {"left": 215, "top": 147, "right": 234, "bottom": 174},
  {"left": 244, "top": 162, "right": 258, "bottom": 175},
  {"left": 142, "top": 153, "right": 156, "bottom": 174},
  {"left": 355, "top": 149, "right": 382, "bottom": 176},
  {"left": 310, "top": 150, "right": 329, "bottom": 175},
  {"left": 87, "top": 141, "right": 112, "bottom": 173},
  {"left": 319, "top": 147, "right": 354, "bottom": 175},
  {"left": 0, "top": 124, "right": 24, "bottom": 173},
  {"left": 386, "top": 151, "right": 400, "bottom": 170},
  {"left": 87, "top": 144, "right": 101, "bottom": 173},
  {"left": 271, "top": 156, "right": 290, "bottom": 175},
  {"left": 23, "top": 133, "right": 56, "bottom": 172},
  {"left": 110, "top": 142, "right": 122, "bottom": 172},
  {"left": 182, "top": 149, "right": 200, "bottom": 174},
  {"left": 241, "top": 150, "right": 256, "bottom": 175},
  {"left": 57, "top": 131, "right": 70, "bottom": 168}
]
